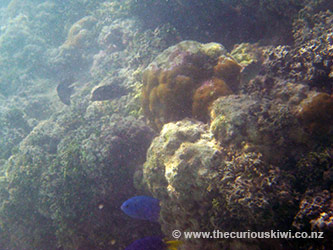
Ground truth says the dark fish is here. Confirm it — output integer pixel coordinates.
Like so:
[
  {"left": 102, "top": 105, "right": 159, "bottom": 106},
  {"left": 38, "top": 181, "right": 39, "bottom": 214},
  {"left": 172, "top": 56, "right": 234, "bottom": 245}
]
[
  {"left": 121, "top": 196, "right": 160, "bottom": 222},
  {"left": 91, "top": 84, "right": 128, "bottom": 101},
  {"left": 125, "top": 236, "right": 182, "bottom": 250},
  {"left": 240, "top": 61, "right": 262, "bottom": 85},
  {"left": 57, "top": 78, "right": 74, "bottom": 105}
]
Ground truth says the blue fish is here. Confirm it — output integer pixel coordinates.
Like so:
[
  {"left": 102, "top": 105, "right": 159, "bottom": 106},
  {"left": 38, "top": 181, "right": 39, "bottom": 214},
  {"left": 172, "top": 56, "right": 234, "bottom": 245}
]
[
  {"left": 125, "top": 236, "right": 182, "bottom": 250},
  {"left": 121, "top": 196, "right": 160, "bottom": 222}
]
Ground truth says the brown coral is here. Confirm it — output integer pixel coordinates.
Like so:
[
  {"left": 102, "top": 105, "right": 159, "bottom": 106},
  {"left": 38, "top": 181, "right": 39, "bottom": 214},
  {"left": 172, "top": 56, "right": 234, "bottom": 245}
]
[
  {"left": 192, "top": 77, "right": 232, "bottom": 122},
  {"left": 214, "top": 56, "right": 242, "bottom": 92},
  {"left": 141, "top": 41, "right": 241, "bottom": 130},
  {"left": 297, "top": 92, "right": 333, "bottom": 134},
  {"left": 142, "top": 63, "right": 205, "bottom": 130}
]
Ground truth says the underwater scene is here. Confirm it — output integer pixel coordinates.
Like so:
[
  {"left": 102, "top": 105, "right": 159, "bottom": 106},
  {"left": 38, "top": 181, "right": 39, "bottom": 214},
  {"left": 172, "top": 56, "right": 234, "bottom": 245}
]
[{"left": 0, "top": 0, "right": 332, "bottom": 249}]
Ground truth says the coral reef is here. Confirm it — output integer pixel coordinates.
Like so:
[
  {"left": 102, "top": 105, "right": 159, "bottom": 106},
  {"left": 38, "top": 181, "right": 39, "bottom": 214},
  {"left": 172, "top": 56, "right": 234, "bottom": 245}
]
[
  {"left": 230, "top": 43, "right": 265, "bottom": 86},
  {"left": 141, "top": 120, "right": 221, "bottom": 249},
  {"left": 0, "top": 1, "right": 333, "bottom": 250},
  {"left": 291, "top": 148, "right": 333, "bottom": 249},
  {"left": 192, "top": 77, "right": 233, "bottom": 122},
  {"left": 48, "top": 15, "right": 99, "bottom": 82},
  {"left": 0, "top": 113, "right": 157, "bottom": 250},
  {"left": 210, "top": 95, "right": 306, "bottom": 165},
  {"left": 88, "top": 19, "right": 178, "bottom": 119},
  {"left": 141, "top": 40, "right": 241, "bottom": 130},
  {"left": 261, "top": 10, "right": 333, "bottom": 91},
  {"left": 139, "top": 6, "right": 333, "bottom": 248},
  {"left": 295, "top": 148, "right": 333, "bottom": 193},
  {"left": 142, "top": 119, "right": 220, "bottom": 199},
  {"left": 0, "top": 5, "right": 173, "bottom": 248},
  {"left": 0, "top": 0, "right": 116, "bottom": 163},
  {"left": 245, "top": 9, "right": 333, "bottom": 142},
  {"left": 141, "top": 119, "right": 296, "bottom": 249},
  {"left": 0, "top": 108, "right": 32, "bottom": 160},
  {"left": 209, "top": 149, "right": 296, "bottom": 237},
  {"left": 141, "top": 103, "right": 331, "bottom": 249}
]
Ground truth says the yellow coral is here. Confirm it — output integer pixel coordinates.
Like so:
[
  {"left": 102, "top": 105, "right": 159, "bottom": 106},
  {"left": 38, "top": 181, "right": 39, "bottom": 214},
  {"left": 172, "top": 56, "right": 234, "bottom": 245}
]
[
  {"left": 230, "top": 43, "right": 263, "bottom": 66},
  {"left": 201, "top": 42, "right": 226, "bottom": 58}
]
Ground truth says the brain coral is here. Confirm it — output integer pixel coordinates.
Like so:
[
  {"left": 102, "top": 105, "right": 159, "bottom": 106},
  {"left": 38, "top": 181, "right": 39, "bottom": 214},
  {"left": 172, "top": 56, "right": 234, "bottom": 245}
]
[{"left": 141, "top": 40, "right": 242, "bottom": 130}]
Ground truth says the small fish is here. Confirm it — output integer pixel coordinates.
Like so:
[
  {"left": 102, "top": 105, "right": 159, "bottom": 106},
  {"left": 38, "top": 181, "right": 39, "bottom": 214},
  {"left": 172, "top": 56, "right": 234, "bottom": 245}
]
[
  {"left": 91, "top": 84, "right": 128, "bottom": 101},
  {"left": 125, "top": 236, "right": 182, "bottom": 250},
  {"left": 57, "top": 77, "right": 75, "bottom": 105},
  {"left": 121, "top": 196, "right": 160, "bottom": 222}
]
